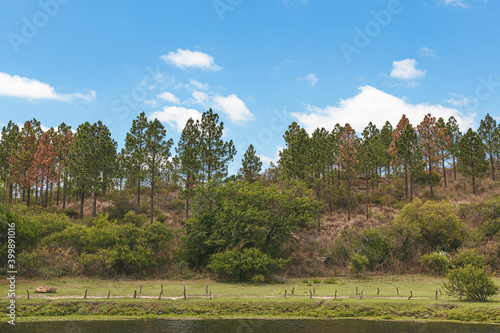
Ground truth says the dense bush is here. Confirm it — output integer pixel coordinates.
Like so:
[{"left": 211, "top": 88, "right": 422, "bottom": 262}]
[
  {"left": 208, "top": 247, "right": 287, "bottom": 281},
  {"left": 351, "top": 254, "right": 369, "bottom": 275},
  {"left": 443, "top": 264, "right": 499, "bottom": 301},
  {"left": 419, "top": 252, "right": 450, "bottom": 276},
  {"left": 183, "top": 180, "right": 321, "bottom": 266},
  {"left": 414, "top": 169, "right": 441, "bottom": 187},
  {"left": 359, "top": 228, "right": 392, "bottom": 270},
  {"left": 452, "top": 248, "right": 486, "bottom": 268},
  {"left": 394, "top": 199, "right": 463, "bottom": 251}
]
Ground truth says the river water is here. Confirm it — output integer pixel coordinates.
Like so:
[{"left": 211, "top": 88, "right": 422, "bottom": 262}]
[{"left": 2, "top": 319, "right": 499, "bottom": 332}]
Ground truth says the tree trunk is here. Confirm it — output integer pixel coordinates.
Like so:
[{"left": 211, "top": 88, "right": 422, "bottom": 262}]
[
  {"left": 150, "top": 161, "right": 155, "bottom": 225},
  {"left": 92, "top": 191, "right": 97, "bottom": 217},
  {"left": 442, "top": 157, "right": 447, "bottom": 188},
  {"left": 347, "top": 169, "right": 351, "bottom": 222},
  {"left": 453, "top": 155, "right": 456, "bottom": 180},
  {"left": 62, "top": 171, "right": 68, "bottom": 208},
  {"left": 27, "top": 186, "right": 31, "bottom": 207},
  {"left": 490, "top": 155, "right": 496, "bottom": 181},
  {"left": 137, "top": 179, "right": 141, "bottom": 207},
  {"left": 56, "top": 178, "right": 60, "bottom": 206},
  {"left": 9, "top": 183, "right": 13, "bottom": 205},
  {"left": 80, "top": 188, "right": 84, "bottom": 219},
  {"left": 365, "top": 173, "right": 369, "bottom": 219},
  {"left": 429, "top": 163, "right": 434, "bottom": 198},
  {"left": 45, "top": 181, "right": 49, "bottom": 208},
  {"left": 472, "top": 176, "right": 476, "bottom": 195},
  {"left": 405, "top": 165, "right": 408, "bottom": 199},
  {"left": 410, "top": 175, "right": 413, "bottom": 201}
]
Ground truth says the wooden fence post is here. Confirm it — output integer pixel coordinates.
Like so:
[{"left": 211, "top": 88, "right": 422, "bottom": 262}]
[
  {"left": 313, "top": 287, "right": 316, "bottom": 295},
  {"left": 206, "top": 285, "right": 208, "bottom": 294},
  {"left": 27, "top": 290, "right": 30, "bottom": 299},
  {"left": 292, "top": 287, "right": 294, "bottom": 295},
  {"left": 408, "top": 291, "right": 413, "bottom": 300},
  {"left": 107, "top": 290, "right": 110, "bottom": 299},
  {"left": 140, "top": 285, "right": 142, "bottom": 294},
  {"left": 335, "top": 290, "right": 337, "bottom": 299},
  {"left": 84, "top": 290, "right": 87, "bottom": 299},
  {"left": 396, "top": 287, "right": 399, "bottom": 296},
  {"left": 134, "top": 290, "right": 137, "bottom": 299},
  {"left": 161, "top": 285, "right": 163, "bottom": 295},
  {"left": 435, "top": 290, "right": 438, "bottom": 300},
  {"left": 183, "top": 285, "right": 186, "bottom": 300},
  {"left": 377, "top": 288, "right": 379, "bottom": 296},
  {"left": 309, "top": 290, "right": 312, "bottom": 299},
  {"left": 284, "top": 290, "right": 287, "bottom": 299}
]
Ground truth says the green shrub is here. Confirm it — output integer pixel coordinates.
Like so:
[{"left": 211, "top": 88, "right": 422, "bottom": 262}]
[
  {"left": 208, "top": 247, "right": 287, "bottom": 281},
  {"left": 313, "top": 278, "right": 321, "bottom": 284},
  {"left": 360, "top": 228, "right": 392, "bottom": 270},
  {"left": 251, "top": 274, "right": 265, "bottom": 285},
  {"left": 323, "top": 277, "right": 337, "bottom": 284},
  {"left": 167, "top": 198, "right": 185, "bottom": 213},
  {"left": 302, "top": 278, "right": 309, "bottom": 284},
  {"left": 156, "top": 210, "right": 168, "bottom": 223},
  {"left": 351, "top": 254, "right": 369, "bottom": 275},
  {"left": 414, "top": 169, "right": 441, "bottom": 187},
  {"left": 481, "top": 218, "right": 500, "bottom": 238},
  {"left": 443, "top": 264, "right": 499, "bottom": 301},
  {"left": 452, "top": 248, "right": 486, "bottom": 268},
  {"left": 395, "top": 199, "right": 463, "bottom": 251},
  {"left": 123, "top": 210, "right": 148, "bottom": 227},
  {"left": 419, "top": 252, "right": 450, "bottom": 276}
]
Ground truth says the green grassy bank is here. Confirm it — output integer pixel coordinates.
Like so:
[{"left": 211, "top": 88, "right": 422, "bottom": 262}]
[{"left": 1, "top": 276, "right": 499, "bottom": 323}]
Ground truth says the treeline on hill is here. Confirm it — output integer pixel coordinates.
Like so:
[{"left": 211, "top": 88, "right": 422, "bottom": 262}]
[{"left": 0, "top": 110, "right": 499, "bottom": 287}]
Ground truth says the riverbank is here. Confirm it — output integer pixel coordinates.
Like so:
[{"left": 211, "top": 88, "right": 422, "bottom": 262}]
[{"left": 1, "top": 275, "right": 499, "bottom": 323}]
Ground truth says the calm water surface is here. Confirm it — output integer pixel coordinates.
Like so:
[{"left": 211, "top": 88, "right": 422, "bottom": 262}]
[{"left": 2, "top": 319, "right": 499, "bottom": 333}]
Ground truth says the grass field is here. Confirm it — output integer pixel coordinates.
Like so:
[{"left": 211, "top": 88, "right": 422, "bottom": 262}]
[{"left": 1, "top": 275, "right": 499, "bottom": 323}]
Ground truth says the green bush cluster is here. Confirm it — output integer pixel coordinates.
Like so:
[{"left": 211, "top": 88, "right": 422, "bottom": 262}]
[
  {"left": 419, "top": 252, "right": 450, "bottom": 276},
  {"left": 208, "top": 247, "right": 287, "bottom": 281}
]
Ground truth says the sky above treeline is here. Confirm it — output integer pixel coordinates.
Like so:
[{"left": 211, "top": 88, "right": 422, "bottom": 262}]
[{"left": 0, "top": 0, "right": 499, "bottom": 172}]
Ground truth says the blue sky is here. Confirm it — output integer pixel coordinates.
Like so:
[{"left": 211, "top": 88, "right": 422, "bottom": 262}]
[{"left": 0, "top": 0, "right": 499, "bottom": 173}]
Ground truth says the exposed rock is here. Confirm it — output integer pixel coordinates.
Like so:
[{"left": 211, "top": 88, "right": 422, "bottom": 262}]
[
  {"left": 35, "top": 286, "right": 47, "bottom": 293},
  {"left": 47, "top": 287, "right": 57, "bottom": 293}
]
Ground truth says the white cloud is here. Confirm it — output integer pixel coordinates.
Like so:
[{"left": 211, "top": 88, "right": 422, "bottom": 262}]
[
  {"left": 150, "top": 106, "right": 202, "bottom": 132},
  {"left": 0, "top": 72, "right": 95, "bottom": 102},
  {"left": 190, "top": 91, "right": 210, "bottom": 106},
  {"left": 390, "top": 59, "right": 426, "bottom": 81},
  {"left": 186, "top": 79, "right": 210, "bottom": 91},
  {"left": 442, "top": 0, "right": 487, "bottom": 8},
  {"left": 156, "top": 91, "right": 180, "bottom": 104},
  {"left": 290, "top": 85, "right": 476, "bottom": 134},
  {"left": 160, "top": 49, "right": 222, "bottom": 71},
  {"left": 143, "top": 99, "right": 158, "bottom": 107},
  {"left": 419, "top": 47, "right": 437, "bottom": 58},
  {"left": 445, "top": 93, "right": 474, "bottom": 107},
  {"left": 259, "top": 146, "right": 284, "bottom": 165},
  {"left": 212, "top": 94, "right": 254, "bottom": 124},
  {"left": 298, "top": 73, "right": 318, "bottom": 87}
]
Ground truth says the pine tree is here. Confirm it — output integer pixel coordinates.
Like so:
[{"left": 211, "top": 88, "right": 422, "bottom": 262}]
[
  {"left": 477, "top": 113, "right": 498, "bottom": 181},
  {"left": 11, "top": 120, "right": 39, "bottom": 207},
  {"left": 446, "top": 116, "right": 462, "bottom": 180},
  {"left": 199, "top": 109, "right": 236, "bottom": 183},
  {"left": 124, "top": 112, "right": 148, "bottom": 207},
  {"left": 397, "top": 124, "right": 423, "bottom": 200},
  {"left": 380, "top": 121, "right": 394, "bottom": 178},
  {"left": 457, "top": 129, "right": 488, "bottom": 195},
  {"left": 176, "top": 118, "right": 202, "bottom": 219},
  {"left": 0, "top": 121, "right": 20, "bottom": 204},
  {"left": 55, "top": 123, "right": 74, "bottom": 207},
  {"left": 145, "top": 118, "right": 173, "bottom": 225},
  {"left": 389, "top": 115, "right": 411, "bottom": 198},
  {"left": 437, "top": 117, "right": 451, "bottom": 188},
  {"left": 241, "top": 144, "right": 262, "bottom": 183},
  {"left": 417, "top": 114, "right": 441, "bottom": 198},
  {"left": 69, "top": 121, "right": 117, "bottom": 218},
  {"left": 339, "top": 123, "right": 357, "bottom": 221},
  {"left": 279, "top": 122, "right": 311, "bottom": 181},
  {"left": 31, "top": 129, "right": 58, "bottom": 207}
]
